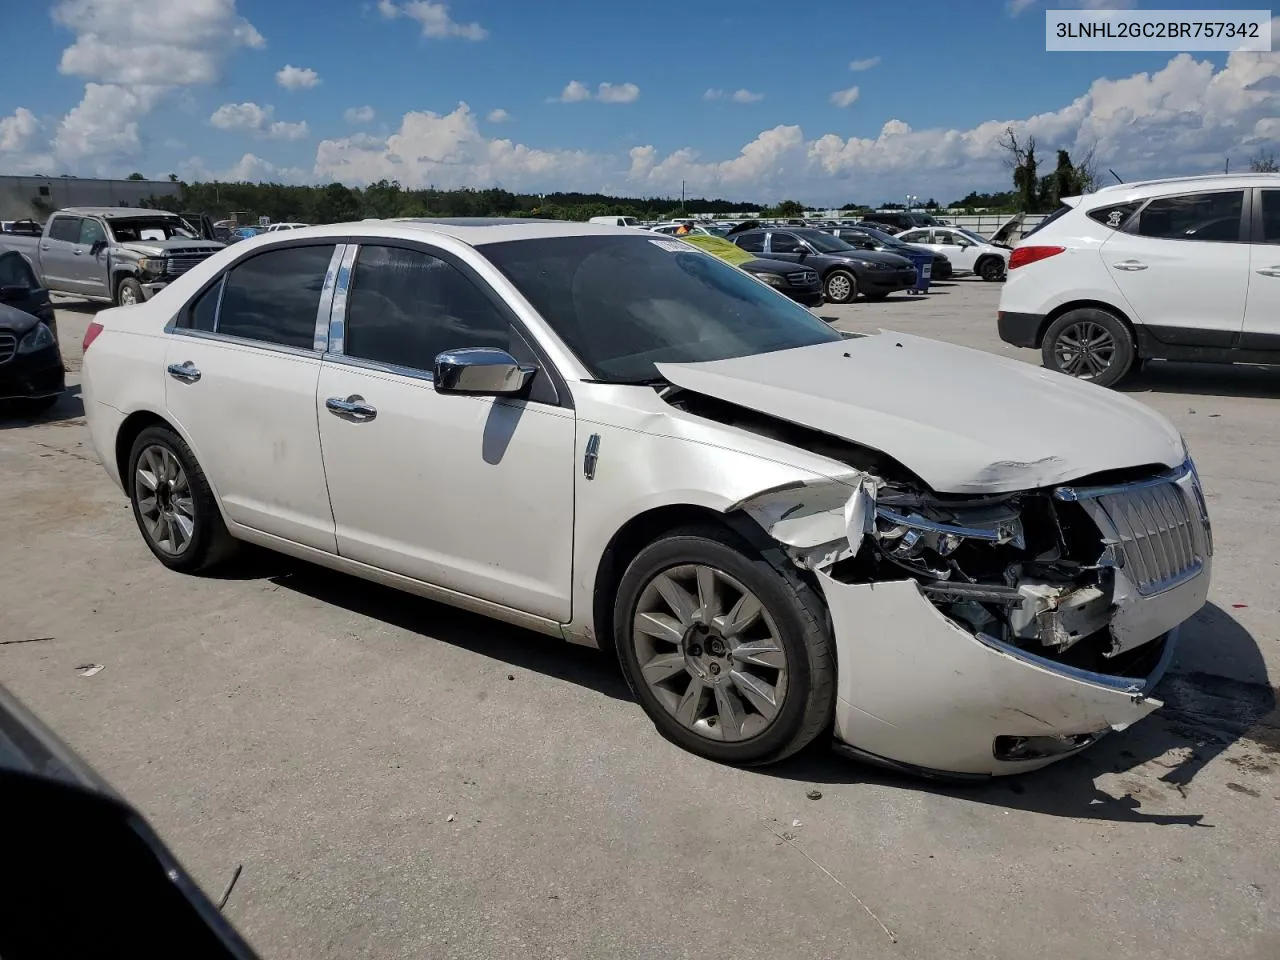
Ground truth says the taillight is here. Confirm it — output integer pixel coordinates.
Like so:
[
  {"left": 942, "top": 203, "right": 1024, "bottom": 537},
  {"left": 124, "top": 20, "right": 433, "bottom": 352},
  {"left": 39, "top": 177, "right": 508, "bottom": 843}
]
[
  {"left": 82, "top": 321, "right": 104, "bottom": 352},
  {"left": 1008, "top": 245, "right": 1066, "bottom": 270}
]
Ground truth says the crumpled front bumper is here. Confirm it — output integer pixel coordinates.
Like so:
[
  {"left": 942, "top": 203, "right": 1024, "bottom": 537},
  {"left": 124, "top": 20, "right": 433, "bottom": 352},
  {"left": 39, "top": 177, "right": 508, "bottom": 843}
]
[{"left": 818, "top": 571, "right": 1200, "bottom": 776}]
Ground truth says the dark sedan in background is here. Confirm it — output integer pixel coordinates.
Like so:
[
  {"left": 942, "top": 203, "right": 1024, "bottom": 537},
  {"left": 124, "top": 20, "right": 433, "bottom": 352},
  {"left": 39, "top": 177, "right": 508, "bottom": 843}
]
[
  {"left": 678, "top": 233, "right": 824, "bottom": 306},
  {"left": 0, "top": 250, "right": 64, "bottom": 411},
  {"left": 728, "top": 225, "right": 917, "bottom": 303},
  {"left": 824, "top": 225, "right": 953, "bottom": 280}
]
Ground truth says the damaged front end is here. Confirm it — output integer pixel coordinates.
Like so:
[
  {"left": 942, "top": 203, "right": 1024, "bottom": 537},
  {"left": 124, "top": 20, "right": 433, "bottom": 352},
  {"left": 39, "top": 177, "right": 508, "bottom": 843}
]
[{"left": 738, "top": 457, "right": 1213, "bottom": 776}]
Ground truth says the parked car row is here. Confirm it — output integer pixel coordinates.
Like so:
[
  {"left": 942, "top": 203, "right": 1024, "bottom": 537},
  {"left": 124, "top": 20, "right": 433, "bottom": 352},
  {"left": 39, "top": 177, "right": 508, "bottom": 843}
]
[{"left": 998, "top": 172, "right": 1280, "bottom": 387}]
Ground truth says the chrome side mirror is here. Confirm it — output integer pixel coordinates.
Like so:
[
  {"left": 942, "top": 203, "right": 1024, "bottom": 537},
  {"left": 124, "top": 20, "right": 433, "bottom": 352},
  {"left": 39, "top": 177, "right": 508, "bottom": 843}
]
[{"left": 434, "top": 347, "right": 536, "bottom": 396}]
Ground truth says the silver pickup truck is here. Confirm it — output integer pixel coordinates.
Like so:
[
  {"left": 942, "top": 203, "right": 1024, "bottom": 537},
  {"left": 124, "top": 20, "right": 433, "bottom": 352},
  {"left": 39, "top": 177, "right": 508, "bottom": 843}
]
[{"left": 0, "top": 207, "right": 224, "bottom": 307}]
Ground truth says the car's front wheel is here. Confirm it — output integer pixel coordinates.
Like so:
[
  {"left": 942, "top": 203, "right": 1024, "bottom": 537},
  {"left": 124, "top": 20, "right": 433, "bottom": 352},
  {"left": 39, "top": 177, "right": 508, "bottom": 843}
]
[
  {"left": 824, "top": 269, "right": 857, "bottom": 304},
  {"left": 116, "top": 278, "right": 144, "bottom": 307},
  {"left": 1042, "top": 308, "right": 1135, "bottom": 388},
  {"left": 127, "top": 425, "right": 237, "bottom": 572},
  {"left": 614, "top": 526, "right": 836, "bottom": 766}
]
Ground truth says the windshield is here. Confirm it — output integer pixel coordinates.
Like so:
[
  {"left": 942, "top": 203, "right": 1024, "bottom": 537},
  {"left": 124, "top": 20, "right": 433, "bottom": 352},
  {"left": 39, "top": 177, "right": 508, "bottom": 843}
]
[
  {"left": 108, "top": 218, "right": 196, "bottom": 242},
  {"left": 957, "top": 228, "right": 988, "bottom": 245},
  {"left": 481, "top": 235, "right": 842, "bottom": 383},
  {"left": 855, "top": 226, "right": 909, "bottom": 249},
  {"left": 794, "top": 230, "right": 856, "bottom": 254}
]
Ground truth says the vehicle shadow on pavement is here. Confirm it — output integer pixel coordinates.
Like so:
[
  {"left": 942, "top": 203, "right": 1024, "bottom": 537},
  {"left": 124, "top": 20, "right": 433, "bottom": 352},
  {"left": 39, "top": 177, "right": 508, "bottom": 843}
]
[
  {"left": 0, "top": 385, "right": 84, "bottom": 429},
  {"left": 235, "top": 553, "right": 635, "bottom": 702},
  {"left": 49, "top": 298, "right": 108, "bottom": 315},
  {"left": 763, "top": 602, "right": 1276, "bottom": 826},
  {"left": 1121, "top": 361, "right": 1280, "bottom": 399}
]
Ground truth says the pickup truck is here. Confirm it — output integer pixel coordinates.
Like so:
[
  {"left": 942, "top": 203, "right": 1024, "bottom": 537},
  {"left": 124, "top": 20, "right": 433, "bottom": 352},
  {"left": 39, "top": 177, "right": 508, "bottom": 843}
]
[{"left": 0, "top": 207, "right": 224, "bottom": 307}]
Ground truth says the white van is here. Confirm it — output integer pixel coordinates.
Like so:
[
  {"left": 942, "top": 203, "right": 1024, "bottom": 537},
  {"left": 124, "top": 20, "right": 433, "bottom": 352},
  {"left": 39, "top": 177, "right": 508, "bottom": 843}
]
[{"left": 588, "top": 216, "right": 640, "bottom": 228}]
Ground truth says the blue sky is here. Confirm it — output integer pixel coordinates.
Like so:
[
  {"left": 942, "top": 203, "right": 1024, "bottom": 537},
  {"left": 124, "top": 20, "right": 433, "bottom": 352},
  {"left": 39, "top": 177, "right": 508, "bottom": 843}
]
[{"left": 1, "top": 1, "right": 1277, "bottom": 204}]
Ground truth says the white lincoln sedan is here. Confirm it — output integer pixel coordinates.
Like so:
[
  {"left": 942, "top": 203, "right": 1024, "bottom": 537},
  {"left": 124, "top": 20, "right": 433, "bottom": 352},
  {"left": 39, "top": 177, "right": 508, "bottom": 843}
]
[{"left": 81, "top": 219, "right": 1212, "bottom": 776}]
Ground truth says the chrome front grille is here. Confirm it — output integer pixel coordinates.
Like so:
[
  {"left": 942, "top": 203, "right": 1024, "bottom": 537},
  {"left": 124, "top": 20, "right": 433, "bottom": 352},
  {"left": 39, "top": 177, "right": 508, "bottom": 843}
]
[
  {"left": 787, "top": 270, "right": 818, "bottom": 285},
  {"left": 167, "top": 255, "right": 212, "bottom": 276},
  {"left": 1056, "top": 464, "right": 1210, "bottom": 597},
  {"left": 0, "top": 330, "right": 15, "bottom": 364}
]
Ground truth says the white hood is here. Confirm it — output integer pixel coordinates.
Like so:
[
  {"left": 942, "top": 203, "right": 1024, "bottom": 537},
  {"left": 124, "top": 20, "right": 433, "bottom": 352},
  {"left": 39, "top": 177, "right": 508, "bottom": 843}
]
[{"left": 656, "top": 333, "right": 1184, "bottom": 494}]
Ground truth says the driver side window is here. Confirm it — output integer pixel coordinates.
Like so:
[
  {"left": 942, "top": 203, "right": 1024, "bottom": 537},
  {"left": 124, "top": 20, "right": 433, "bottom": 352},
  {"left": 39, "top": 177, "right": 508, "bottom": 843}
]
[
  {"left": 768, "top": 232, "right": 802, "bottom": 254},
  {"left": 79, "top": 219, "right": 107, "bottom": 247}
]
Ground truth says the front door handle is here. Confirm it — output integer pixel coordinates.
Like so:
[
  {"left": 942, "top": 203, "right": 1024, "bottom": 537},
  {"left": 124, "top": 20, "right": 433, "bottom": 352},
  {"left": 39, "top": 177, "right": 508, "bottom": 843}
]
[
  {"left": 166, "top": 361, "right": 201, "bottom": 383},
  {"left": 325, "top": 394, "right": 377, "bottom": 421},
  {"left": 1112, "top": 260, "right": 1148, "bottom": 271},
  {"left": 1257, "top": 266, "right": 1280, "bottom": 278},
  {"left": 73, "top": 249, "right": 83, "bottom": 256}
]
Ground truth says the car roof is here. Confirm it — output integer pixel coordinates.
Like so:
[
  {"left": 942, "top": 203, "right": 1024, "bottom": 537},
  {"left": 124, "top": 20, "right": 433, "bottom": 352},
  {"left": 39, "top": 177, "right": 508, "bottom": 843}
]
[
  {"left": 1085, "top": 173, "right": 1280, "bottom": 203},
  {"left": 54, "top": 207, "right": 180, "bottom": 219},
  {"left": 237, "top": 217, "right": 656, "bottom": 248}
]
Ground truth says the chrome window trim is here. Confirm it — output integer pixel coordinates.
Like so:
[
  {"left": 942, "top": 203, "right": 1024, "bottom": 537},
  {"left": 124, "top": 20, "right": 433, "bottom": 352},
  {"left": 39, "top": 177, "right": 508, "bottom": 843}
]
[
  {"left": 312, "top": 243, "right": 347, "bottom": 352},
  {"left": 168, "top": 327, "right": 325, "bottom": 360},
  {"left": 324, "top": 351, "right": 435, "bottom": 383},
  {"left": 327, "top": 243, "right": 358, "bottom": 355}
]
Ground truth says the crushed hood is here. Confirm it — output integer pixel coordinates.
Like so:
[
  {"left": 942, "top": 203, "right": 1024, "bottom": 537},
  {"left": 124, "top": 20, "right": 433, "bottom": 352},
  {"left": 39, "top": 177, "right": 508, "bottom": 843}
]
[
  {"left": 117, "top": 240, "right": 224, "bottom": 257},
  {"left": 656, "top": 333, "right": 1184, "bottom": 494}
]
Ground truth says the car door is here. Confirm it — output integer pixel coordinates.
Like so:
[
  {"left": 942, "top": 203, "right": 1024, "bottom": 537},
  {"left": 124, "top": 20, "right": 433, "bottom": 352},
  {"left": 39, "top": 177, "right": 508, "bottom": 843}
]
[
  {"left": 0, "top": 251, "right": 55, "bottom": 328},
  {"left": 74, "top": 217, "right": 112, "bottom": 299},
  {"left": 164, "top": 241, "right": 341, "bottom": 552},
  {"left": 39, "top": 215, "right": 81, "bottom": 288},
  {"left": 930, "top": 229, "right": 974, "bottom": 271},
  {"left": 1242, "top": 187, "right": 1280, "bottom": 348},
  {"left": 764, "top": 231, "right": 804, "bottom": 262},
  {"left": 1098, "top": 189, "right": 1249, "bottom": 344},
  {"left": 316, "top": 242, "right": 577, "bottom": 621}
]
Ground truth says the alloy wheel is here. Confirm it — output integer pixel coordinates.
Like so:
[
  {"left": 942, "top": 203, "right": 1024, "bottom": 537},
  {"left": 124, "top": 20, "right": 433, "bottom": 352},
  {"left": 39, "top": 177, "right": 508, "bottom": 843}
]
[
  {"left": 135, "top": 444, "right": 196, "bottom": 555},
  {"left": 1053, "top": 321, "right": 1117, "bottom": 380},
  {"left": 631, "top": 564, "right": 788, "bottom": 742},
  {"left": 119, "top": 285, "right": 138, "bottom": 305},
  {"left": 827, "top": 274, "right": 852, "bottom": 302}
]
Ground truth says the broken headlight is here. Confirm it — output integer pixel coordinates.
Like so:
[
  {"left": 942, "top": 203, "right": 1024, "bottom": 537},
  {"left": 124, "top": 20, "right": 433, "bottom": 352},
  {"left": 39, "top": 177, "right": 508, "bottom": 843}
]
[{"left": 872, "top": 491, "right": 1024, "bottom": 580}]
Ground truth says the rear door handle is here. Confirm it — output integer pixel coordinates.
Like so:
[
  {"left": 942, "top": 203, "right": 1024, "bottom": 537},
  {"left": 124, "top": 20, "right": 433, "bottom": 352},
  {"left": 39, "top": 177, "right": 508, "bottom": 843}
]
[
  {"left": 1257, "top": 266, "right": 1280, "bottom": 278},
  {"left": 1112, "top": 260, "right": 1148, "bottom": 271},
  {"left": 167, "top": 361, "right": 201, "bottom": 383},
  {"left": 325, "top": 394, "right": 377, "bottom": 421}
]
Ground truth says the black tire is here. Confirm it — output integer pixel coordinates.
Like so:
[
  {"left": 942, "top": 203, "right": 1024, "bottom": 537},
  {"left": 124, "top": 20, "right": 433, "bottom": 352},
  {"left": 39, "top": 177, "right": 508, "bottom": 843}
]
[
  {"left": 1041, "top": 307, "right": 1135, "bottom": 388},
  {"left": 977, "top": 256, "right": 1005, "bottom": 282},
  {"left": 127, "top": 425, "right": 237, "bottom": 572},
  {"left": 824, "top": 269, "right": 858, "bottom": 304},
  {"left": 613, "top": 525, "right": 836, "bottom": 766},
  {"left": 116, "top": 277, "right": 144, "bottom": 307}
]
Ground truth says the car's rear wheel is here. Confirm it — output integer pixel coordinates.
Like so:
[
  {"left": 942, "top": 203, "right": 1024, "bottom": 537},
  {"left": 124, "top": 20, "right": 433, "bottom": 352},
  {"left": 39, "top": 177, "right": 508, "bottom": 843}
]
[
  {"left": 1042, "top": 308, "right": 1135, "bottom": 388},
  {"left": 127, "top": 425, "right": 236, "bottom": 572},
  {"left": 824, "top": 269, "right": 857, "bottom": 304},
  {"left": 977, "top": 256, "right": 1005, "bottom": 281},
  {"left": 116, "top": 278, "right": 144, "bottom": 307},
  {"left": 614, "top": 526, "right": 836, "bottom": 766}
]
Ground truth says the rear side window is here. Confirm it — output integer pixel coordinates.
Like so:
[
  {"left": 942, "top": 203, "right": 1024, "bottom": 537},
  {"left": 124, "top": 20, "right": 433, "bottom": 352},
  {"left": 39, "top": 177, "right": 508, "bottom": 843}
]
[
  {"left": 1130, "top": 190, "right": 1245, "bottom": 243},
  {"left": 186, "top": 276, "right": 222, "bottom": 332},
  {"left": 217, "top": 245, "right": 335, "bottom": 349},
  {"left": 1259, "top": 190, "right": 1280, "bottom": 244},
  {"left": 734, "top": 232, "right": 765, "bottom": 253},
  {"left": 48, "top": 217, "right": 80, "bottom": 243},
  {"left": 344, "top": 244, "right": 509, "bottom": 372},
  {"left": 1085, "top": 202, "right": 1140, "bottom": 231}
]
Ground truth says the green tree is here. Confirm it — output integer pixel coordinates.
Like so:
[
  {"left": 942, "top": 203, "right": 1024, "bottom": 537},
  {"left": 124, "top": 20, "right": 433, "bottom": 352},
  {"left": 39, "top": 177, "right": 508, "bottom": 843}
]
[
  {"left": 126, "top": 172, "right": 146, "bottom": 180},
  {"left": 312, "top": 182, "right": 361, "bottom": 223},
  {"left": 1250, "top": 149, "right": 1278, "bottom": 172}
]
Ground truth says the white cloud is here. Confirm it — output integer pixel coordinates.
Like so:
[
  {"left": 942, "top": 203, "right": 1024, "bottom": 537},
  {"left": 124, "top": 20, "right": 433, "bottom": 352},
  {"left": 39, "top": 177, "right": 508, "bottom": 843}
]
[
  {"left": 707, "top": 88, "right": 763, "bottom": 103},
  {"left": 550, "top": 80, "right": 593, "bottom": 102},
  {"left": 377, "top": 0, "right": 487, "bottom": 40},
  {"left": 0, "top": 108, "right": 39, "bottom": 152},
  {"left": 53, "top": 0, "right": 264, "bottom": 86},
  {"left": 179, "top": 152, "right": 308, "bottom": 183},
  {"left": 830, "top": 86, "right": 860, "bottom": 108},
  {"left": 848, "top": 57, "right": 880, "bottom": 71},
  {"left": 313, "top": 101, "right": 606, "bottom": 190},
  {"left": 487, "top": 108, "right": 511, "bottom": 122},
  {"left": 597, "top": 82, "right": 640, "bottom": 104},
  {"left": 551, "top": 81, "right": 639, "bottom": 103},
  {"left": 210, "top": 102, "right": 309, "bottom": 140},
  {"left": 344, "top": 105, "right": 376, "bottom": 123},
  {"left": 276, "top": 64, "right": 320, "bottom": 89}
]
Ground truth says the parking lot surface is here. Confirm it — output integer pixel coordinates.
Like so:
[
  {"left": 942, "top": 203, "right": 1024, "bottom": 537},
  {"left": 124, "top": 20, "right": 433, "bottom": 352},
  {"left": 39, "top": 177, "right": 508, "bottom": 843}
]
[{"left": 2, "top": 282, "right": 1277, "bottom": 960}]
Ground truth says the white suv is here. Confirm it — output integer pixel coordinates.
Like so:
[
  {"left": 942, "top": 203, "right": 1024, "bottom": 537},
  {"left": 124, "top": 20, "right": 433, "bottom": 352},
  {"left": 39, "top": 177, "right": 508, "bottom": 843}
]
[
  {"left": 999, "top": 173, "right": 1280, "bottom": 387},
  {"left": 896, "top": 225, "right": 1009, "bottom": 281}
]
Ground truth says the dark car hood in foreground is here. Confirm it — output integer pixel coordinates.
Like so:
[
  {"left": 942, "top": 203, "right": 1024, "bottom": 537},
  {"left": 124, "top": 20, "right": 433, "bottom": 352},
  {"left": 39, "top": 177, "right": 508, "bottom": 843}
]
[{"left": 0, "top": 301, "right": 41, "bottom": 334}]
